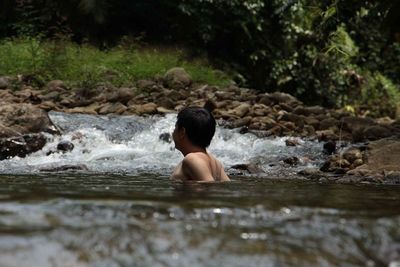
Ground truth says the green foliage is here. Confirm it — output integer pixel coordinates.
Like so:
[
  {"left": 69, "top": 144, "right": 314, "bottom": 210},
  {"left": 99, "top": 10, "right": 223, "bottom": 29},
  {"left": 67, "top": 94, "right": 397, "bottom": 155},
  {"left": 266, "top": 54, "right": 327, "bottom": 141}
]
[
  {"left": 0, "top": 38, "right": 232, "bottom": 89},
  {"left": 356, "top": 72, "right": 400, "bottom": 117},
  {"left": 326, "top": 25, "right": 359, "bottom": 58},
  {"left": 1, "top": 0, "right": 399, "bottom": 117}
]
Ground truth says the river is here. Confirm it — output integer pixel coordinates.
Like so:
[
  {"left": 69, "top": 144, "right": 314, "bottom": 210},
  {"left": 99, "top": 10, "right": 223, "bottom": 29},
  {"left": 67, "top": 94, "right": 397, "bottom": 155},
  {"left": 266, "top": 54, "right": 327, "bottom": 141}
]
[{"left": 0, "top": 112, "right": 399, "bottom": 267}]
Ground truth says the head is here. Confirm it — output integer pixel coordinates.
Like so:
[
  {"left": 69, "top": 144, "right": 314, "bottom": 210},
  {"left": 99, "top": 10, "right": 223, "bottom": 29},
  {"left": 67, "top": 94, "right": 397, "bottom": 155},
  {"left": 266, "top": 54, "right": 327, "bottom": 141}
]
[{"left": 173, "top": 106, "right": 216, "bottom": 150}]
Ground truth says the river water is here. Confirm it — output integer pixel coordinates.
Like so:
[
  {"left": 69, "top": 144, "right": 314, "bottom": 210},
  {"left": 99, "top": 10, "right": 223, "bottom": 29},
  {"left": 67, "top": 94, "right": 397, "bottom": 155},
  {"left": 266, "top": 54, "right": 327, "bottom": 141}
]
[{"left": 0, "top": 112, "right": 399, "bottom": 267}]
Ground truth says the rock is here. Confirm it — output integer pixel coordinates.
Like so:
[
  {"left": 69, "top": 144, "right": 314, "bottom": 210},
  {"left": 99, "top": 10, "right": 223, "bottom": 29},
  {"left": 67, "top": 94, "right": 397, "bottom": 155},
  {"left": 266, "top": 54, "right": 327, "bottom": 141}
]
[
  {"left": 319, "top": 117, "right": 339, "bottom": 131},
  {"left": 316, "top": 130, "right": 338, "bottom": 141},
  {"left": 323, "top": 141, "right": 337, "bottom": 155},
  {"left": 351, "top": 158, "right": 364, "bottom": 169},
  {"left": 310, "top": 106, "right": 327, "bottom": 115},
  {"left": 334, "top": 157, "right": 351, "bottom": 168},
  {"left": 0, "top": 123, "right": 21, "bottom": 138},
  {"left": 157, "top": 97, "right": 176, "bottom": 109},
  {"left": 239, "top": 126, "right": 249, "bottom": 134},
  {"left": 163, "top": 67, "right": 192, "bottom": 90},
  {"left": 38, "top": 101, "right": 60, "bottom": 111},
  {"left": 156, "top": 107, "right": 175, "bottom": 114},
  {"left": 392, "top": 120, "right": 400, "bottom": 131},
  {"left": 65, "top": 103, "right": 100, "bottom": 115},
  {"left": 136, "top": 103, "right": 158, "bottom": 115},
  {"left": 342, "top": 147, "right": 362, "bottom": 163},
  {"left": 45, "top": 80, "right": 66, "bottom": 91},
  {"left": 231, "top": 103, "right": 251, "bottom": 118},
  {"left": 0, "top": 103, "right": 56, "bottom": 134},
  {"left": 39, "top": 91, "right": 62, "bottom": 102},
  {"left": 266, "top": 125, "right": 282, "bottom": 137},
  {"left": 251, "top": 117, "right": 276, "bottom": 130},
  {"left": 114, "top": 87, "right": 135, "bottom": 104},
  {"left": 298, "top": 168, "right": 324, "bottom": 180},
  {"left": 215, "top": 90, "right": 236, "bottom": 100},
  {"left": 280, "top": 121, "right": 296, "bottom": 131},
  {"left": 0, "top": 89, "right": 20, "bottom": 103},
  {"left": 268, "top": 92, "right": 300, "bottom": 105},
  {"left": 303, "top": 116, "right": 320, "bottom": 129},
  {"left": 136, "top": 79, "right": 157, "bottom": 92},
  {"left": 341, "top": 116, "right": 375, "bottom": 133},
  {"left": 279, "top": 103, "right": 294, "bottom": 112},
  {"left": 0, "top": 76, "right": 11, "bottom": 89},
  {"left": 57, "top": 140, "right": 74, "bottom": 152},
  {"left": 302, "top": 125, "right": 316, "bottom": 137},
  {"left": 353, "top": 138, "right": 400, "bottom": 173},
  {"left": 293, "top": 106, "right": 325, "bottom": 116},
  {"left": 251, "top": 104, "right": 271, "bottom": 116},
  {"left": 166, "top": 90, "right": 187, "bottom": 101},
  {"left": 159, "top": 132, "right": 172, "bottom": 143},
  {"left": 384, "top": 172, "right": 400, "bottom": 185},
  {"left": 13, "top": 87, "right": 42, "bottom": 104},
  {"left": 230, "top": 163, "right": 264, "bottom": 174},
  {"left": 98, "top": 102, "right": 127, "bottom": 115},
  {"left": 283, "top": 156, "right": 299, "bottom": 165},
  {"left": 320, "top": 155, "right": 351, "bottom": 172},
  {"left": 376, "top": 116, "right": 395, "bottom": 126},
  {"left": 232, "top": 116, "right": 252, "bottom": 128},
  {"left": 362, "top": 125, "right": 393, "bottom": 141},
  {"left": 258, "top": 95, "right": 273, "bottom": 106},
  {"left": 0, "top": 134, "right": 47, "bottom": 160},
  {"left": 278, "top": 113, "right": 304, "bottom": 128},
  {"left": 285, "top": 138, "right": 300, "bottom": 146}
]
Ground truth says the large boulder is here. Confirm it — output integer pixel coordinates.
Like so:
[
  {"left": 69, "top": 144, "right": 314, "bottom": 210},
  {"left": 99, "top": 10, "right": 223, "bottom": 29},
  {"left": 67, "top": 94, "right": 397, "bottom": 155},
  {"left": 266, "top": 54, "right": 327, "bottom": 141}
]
[
  {"left": 341, "top": 116, "right": 376, "bottom": 141},
  {"left": 0, "top": 134, "right": 47, "bottom": 160},
  {"left": 0, "top": 123, "right": 21, "bottom": 138},
  {"left": 0, "top": 103, "right": 56, "bottom": 135},
  {"left": 362, "top": 125, "right": 393, "bottom": 141},
  {"left": 0, "top": 76, "right": 11, "bottom": 89},
  {"left": 163, "top": 67, "right": 192, "bottom": 90},
  {"left": 352, "top": 138, "right": 400, "bottom": 173}
]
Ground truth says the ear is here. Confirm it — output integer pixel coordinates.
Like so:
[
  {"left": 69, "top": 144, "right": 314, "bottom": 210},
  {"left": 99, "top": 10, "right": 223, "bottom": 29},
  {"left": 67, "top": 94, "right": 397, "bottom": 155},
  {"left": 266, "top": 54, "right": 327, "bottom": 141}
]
[{"left": 179, "top": 127, "right": 186, "bottom": 138}]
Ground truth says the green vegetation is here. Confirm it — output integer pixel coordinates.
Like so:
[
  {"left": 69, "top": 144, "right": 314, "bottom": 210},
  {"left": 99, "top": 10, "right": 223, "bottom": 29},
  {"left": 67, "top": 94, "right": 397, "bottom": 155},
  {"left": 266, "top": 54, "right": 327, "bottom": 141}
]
[
  {"left": 0, "top": 37, "right": 232, "bottom": 88},
  {"left": 1, "top": 0, "right": 400, "bottom": 117}
]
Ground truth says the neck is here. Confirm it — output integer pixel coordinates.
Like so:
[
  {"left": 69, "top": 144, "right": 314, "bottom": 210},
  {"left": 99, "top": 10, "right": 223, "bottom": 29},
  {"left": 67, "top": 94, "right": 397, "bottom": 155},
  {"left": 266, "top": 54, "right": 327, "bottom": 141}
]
[{"left": 180, "top": 144, "right": 207, "bottom": 156}]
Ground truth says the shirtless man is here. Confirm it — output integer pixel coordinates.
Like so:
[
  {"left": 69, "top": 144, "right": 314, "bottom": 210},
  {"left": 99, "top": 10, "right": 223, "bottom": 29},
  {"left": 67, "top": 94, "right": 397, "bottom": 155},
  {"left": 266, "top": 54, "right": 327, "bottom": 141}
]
[{"left": 171, "top": 106, "right": 230, "bottom": 182}]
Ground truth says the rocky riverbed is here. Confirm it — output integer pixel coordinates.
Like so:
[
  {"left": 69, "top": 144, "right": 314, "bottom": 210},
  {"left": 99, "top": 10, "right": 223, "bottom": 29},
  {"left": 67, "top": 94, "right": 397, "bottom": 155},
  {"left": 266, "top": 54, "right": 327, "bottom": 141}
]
[{"left": 0, "top": 68, "right": 399, "bottom": 184}]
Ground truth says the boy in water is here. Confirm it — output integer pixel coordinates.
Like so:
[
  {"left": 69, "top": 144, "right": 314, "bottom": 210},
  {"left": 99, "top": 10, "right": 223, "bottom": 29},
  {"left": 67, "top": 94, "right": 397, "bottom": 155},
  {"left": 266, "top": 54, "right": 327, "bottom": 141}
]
[{"left": 171, "top": 106, "right": 230, "bottom": 182}]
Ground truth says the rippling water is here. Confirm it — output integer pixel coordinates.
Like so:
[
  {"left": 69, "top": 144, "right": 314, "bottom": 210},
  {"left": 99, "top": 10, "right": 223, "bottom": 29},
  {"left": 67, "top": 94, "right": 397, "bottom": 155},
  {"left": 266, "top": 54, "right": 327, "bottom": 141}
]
[
  {"left": 0, "top": 112, "right": 399, "bottom": 266},
  {"left": 0, "top": 112, "right": 324, "bottom": 175},
  {"left": 0, "top": 174, "right": 399, "bottom": 267}
]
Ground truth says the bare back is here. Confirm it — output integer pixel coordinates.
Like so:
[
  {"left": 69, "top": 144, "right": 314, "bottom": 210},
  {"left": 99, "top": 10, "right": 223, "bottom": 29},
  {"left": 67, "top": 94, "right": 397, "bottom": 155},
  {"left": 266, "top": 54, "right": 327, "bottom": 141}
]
[{"left": 172, "top": 152, "right": 230, "bottom": 182}]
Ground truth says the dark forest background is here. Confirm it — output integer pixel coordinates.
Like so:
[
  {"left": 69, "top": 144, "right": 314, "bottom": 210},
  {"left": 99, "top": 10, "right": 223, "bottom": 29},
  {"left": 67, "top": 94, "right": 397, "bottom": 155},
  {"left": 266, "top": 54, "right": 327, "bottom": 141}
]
[{"left": 1, "top": 0, "right": 400, "bottom": 117}]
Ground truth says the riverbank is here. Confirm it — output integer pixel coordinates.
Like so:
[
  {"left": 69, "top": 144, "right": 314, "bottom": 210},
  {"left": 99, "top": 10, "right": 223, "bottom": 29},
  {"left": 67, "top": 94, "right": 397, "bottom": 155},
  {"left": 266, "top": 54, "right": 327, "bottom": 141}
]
[{"left": 0, "top": 68, "right": 399, "bottom": 184}]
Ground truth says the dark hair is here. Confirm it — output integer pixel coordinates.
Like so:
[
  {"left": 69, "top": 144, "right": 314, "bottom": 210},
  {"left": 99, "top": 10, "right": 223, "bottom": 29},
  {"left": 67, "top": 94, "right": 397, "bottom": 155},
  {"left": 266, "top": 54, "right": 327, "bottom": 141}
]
[{"left": 177, "top": 106, "right": 216, "bottom": 148}]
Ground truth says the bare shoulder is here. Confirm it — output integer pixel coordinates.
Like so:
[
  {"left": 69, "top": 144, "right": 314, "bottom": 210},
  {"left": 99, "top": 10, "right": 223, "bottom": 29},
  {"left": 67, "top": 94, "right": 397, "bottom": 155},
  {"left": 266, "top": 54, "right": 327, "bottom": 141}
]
[
  {"left": 208, "top": 154, "right": 230, "bottom": 182},
  {"left": 183, "top": 153, "right": 231, "bottom": 182},
  {"left": 181, "top": 153, "right": 213, "bottom": 181},
  {"left": 182, "top": 153, "right": 208, "bottom": 169}
]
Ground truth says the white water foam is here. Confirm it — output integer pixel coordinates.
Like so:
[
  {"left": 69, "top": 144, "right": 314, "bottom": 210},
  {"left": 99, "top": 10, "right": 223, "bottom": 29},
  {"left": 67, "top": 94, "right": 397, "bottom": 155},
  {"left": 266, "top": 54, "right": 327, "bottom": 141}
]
[{"left": 0, "top": 113, "right": 324, "bottom": 175}]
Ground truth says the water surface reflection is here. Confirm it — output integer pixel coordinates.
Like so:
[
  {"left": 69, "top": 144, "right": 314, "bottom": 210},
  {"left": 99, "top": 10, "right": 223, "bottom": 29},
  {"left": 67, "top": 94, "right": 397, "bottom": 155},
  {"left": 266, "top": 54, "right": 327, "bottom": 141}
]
[{"left": 0, "top": 174, "right": 399, "bottom": 267}]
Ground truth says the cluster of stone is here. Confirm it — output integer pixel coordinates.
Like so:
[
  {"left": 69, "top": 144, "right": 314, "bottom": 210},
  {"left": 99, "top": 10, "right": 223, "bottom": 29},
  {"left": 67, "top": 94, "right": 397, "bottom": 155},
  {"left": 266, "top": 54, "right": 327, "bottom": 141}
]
[{"left": 0, "top": 68, "right": 399, "bottom": 183}]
